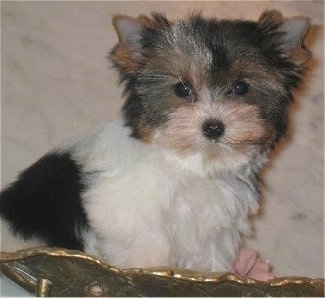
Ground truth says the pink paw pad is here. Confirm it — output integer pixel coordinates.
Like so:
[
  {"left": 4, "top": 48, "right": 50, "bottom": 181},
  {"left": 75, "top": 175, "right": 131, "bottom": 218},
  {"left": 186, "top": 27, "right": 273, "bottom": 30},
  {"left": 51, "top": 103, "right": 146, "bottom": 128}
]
[{"left": 234, "top": 248, "right": 275, "bottom": 281}]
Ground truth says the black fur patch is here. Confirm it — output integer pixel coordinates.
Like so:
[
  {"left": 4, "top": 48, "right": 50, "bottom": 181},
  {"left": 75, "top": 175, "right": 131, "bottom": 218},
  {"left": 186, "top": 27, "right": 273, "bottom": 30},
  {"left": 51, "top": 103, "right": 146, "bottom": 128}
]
[{"left": 0, "top": 151, "right": 88, "bottom": 250}]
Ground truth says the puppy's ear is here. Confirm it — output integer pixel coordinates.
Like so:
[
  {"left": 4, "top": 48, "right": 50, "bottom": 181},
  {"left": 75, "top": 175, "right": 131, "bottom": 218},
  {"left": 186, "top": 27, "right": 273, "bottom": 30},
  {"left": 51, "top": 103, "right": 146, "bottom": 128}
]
[
  {"left": 111, "top": 15, "right": 155, "bottom": 73},
  {"left": 258, "top": 10, "right": 311, "bottom": 65}
]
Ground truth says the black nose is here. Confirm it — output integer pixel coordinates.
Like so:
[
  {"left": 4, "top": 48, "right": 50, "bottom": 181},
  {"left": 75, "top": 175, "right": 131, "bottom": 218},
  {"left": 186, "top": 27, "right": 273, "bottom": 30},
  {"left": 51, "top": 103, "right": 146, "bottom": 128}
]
[{"left": 202, "top": 119, "right": 225, "bottom": 140}]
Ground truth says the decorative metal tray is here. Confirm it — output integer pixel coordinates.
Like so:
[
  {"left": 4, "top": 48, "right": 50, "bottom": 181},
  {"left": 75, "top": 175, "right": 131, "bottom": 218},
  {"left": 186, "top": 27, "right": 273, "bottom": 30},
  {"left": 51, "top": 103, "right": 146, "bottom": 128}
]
[{"left": 0, "top": 247, "right": 324, "bottom": 297}]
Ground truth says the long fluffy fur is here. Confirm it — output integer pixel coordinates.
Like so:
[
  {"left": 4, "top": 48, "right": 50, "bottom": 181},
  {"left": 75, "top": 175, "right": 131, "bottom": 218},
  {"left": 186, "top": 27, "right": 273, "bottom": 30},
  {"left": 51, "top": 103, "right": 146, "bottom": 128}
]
[
  {"left": 73, "top": 119, "right": 261, "bottom": 270},
  {"left": 0, "top": 10, "right": 310, "bottom": 273},
  {"left": 0, "top": 118, "right": 261, "bottom": 271}
]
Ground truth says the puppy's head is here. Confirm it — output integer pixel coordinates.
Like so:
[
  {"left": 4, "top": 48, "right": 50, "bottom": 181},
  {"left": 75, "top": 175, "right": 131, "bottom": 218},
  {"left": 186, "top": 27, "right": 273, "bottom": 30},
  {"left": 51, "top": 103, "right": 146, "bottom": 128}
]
[{"left": 110, "top": 11, "right": 310, "bottom": 173}]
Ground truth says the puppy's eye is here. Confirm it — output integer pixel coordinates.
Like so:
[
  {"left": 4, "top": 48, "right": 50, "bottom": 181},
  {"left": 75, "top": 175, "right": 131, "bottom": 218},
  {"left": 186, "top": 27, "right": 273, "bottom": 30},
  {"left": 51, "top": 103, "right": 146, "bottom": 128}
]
[
  {"left": 233, "top": 81, "right": 249, "bottom": 96},
  {"left": 174, "top": 82, "right": 193, "bottom": 98}
]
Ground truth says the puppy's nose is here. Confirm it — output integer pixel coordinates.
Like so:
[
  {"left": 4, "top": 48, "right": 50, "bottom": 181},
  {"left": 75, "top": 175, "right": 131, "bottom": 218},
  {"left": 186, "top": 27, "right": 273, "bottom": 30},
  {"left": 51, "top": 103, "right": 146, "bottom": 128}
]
[{"left": 202, "top": 119, "right": 225, "bottom": 140}]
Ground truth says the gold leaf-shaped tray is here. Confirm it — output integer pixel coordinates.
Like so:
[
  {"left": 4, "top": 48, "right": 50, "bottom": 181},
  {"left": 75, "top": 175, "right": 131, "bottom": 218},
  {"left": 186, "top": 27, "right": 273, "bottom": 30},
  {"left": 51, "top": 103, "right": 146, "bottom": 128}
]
[{"left": 0, "top": 247, "right": 324, "bottom": 297}]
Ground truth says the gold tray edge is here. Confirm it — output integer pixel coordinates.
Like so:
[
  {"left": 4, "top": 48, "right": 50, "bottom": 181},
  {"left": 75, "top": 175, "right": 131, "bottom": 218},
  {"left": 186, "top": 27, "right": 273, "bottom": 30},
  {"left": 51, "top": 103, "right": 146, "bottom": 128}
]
[{"left": 1, "top": 246, "right": 324, "bottom": 287}]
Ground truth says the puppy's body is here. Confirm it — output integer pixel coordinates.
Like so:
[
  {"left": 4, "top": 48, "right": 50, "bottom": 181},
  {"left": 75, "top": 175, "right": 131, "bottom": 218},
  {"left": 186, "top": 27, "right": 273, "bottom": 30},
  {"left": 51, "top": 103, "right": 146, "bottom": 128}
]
[
  {"left": 0, "top": 11, "right": 310, "bottom": 273},
  {"left": 1, "top": 118, "right": 260, "bottom": 271},
  {"left": 76, "top": 118, "right": 262, "bottom": 271}
]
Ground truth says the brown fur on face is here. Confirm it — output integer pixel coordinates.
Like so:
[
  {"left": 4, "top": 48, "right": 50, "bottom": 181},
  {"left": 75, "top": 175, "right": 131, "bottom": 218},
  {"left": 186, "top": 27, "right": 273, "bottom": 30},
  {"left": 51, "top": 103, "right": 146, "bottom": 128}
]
[
  {"left": 152, "top": 101, "right": 273, "bottom": 156},
  {"left": 111, "top": 43, "right": 139, "bottom": 74}
]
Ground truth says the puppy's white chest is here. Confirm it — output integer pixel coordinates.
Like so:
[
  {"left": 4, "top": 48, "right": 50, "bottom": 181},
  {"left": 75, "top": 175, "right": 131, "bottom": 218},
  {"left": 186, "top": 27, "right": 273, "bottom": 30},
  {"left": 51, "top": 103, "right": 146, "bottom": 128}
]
[
  {"left": 83, "top": 161, "right": 254, "bottom": 271},
  {"left": 74, "top": 121, "right": 258, "bottom": 271}
]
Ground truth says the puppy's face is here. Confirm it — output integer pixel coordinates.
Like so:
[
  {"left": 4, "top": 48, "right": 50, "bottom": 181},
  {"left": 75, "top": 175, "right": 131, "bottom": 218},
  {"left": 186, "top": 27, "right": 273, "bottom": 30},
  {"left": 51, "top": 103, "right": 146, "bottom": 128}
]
[{"left": 111, "top": 11, "right": 310, "bottom": 172}]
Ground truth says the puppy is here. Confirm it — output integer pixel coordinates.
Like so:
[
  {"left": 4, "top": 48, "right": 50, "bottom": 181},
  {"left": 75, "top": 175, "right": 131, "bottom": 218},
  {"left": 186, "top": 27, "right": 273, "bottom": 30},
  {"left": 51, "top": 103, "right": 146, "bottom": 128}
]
[{"left": 0, "top": 10, "right": 310, "bottom": 279}]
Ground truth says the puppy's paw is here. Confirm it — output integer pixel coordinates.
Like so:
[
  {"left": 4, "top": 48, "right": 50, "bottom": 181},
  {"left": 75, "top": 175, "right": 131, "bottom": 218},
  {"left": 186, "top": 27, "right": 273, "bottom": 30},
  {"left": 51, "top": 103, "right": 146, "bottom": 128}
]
[{"left": 234, "top": 248, "right": 275, "bottom": 281}]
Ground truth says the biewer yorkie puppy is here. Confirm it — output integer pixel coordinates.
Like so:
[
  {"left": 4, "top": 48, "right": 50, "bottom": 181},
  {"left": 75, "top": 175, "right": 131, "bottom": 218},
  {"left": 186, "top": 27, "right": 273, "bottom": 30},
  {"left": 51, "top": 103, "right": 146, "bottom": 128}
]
[{"left": 1, "top": 10, "right": 310, "bottom": 280}]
